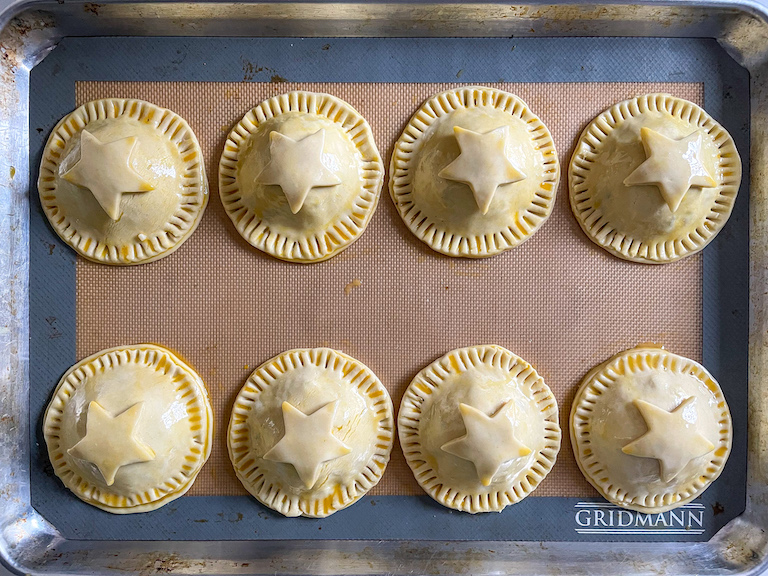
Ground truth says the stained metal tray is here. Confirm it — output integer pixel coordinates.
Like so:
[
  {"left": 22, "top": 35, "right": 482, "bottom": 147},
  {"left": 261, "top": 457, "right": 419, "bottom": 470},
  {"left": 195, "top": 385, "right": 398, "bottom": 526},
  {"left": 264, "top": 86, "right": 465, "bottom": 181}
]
[{"left": 3, "top": 1, "right": 768, "bottom": 574}]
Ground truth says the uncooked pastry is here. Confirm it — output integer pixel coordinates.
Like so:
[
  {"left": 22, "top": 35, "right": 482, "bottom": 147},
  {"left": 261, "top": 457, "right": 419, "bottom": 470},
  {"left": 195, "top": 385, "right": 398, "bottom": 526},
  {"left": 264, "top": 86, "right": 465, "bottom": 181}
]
[
  {"left": 398, "top": 344, "right": 561, "bottom": 513},
  {"left": 42, "top": 344, "right": 213, "bottom": 513},
  {"left": 569, "top": 93, "right": 741, "bottom": 263},
  {"left": 219, "top": 91, "right": 384, "bottom": 263},
  {"left": 227, "top": 348, "right": 394, "bottom": 517},
  {"left": 390, "top": 86, "right": 560, "bottom": 258},
  {"left": 38, "top": 98, "right": 208, "bottom": 265},
  {"left": 570, "top": 346, "right": 732, "bottom": 513}
]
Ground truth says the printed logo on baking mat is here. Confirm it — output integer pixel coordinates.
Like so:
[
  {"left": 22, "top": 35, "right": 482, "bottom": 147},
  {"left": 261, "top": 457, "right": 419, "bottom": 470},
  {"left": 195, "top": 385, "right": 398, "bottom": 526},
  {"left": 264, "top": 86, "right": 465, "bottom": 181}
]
[{"left": 573, "top": 501, "right": 706, "bottom": 535}]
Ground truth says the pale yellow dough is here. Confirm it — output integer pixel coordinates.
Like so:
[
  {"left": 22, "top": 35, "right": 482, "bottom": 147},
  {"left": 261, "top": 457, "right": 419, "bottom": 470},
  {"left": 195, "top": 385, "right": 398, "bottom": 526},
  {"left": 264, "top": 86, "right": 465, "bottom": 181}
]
[
  {"left": 398, "top": 345, "right": 561, "bottom": 513},
  {"left": 219, "top": 92, "right": 384, "bottom": 263},
  {"left": 42, "top": 344, "right": 213, "bottom": 513},
  {"left": 569, "top": 93, "right": 741, "bottom": 263},
  {"left": 38, "top": 99, "right": 208, "bottom": 265},
  {"left": 570, "top": 347, "right": 732, "bottom": 513},
  {"left": 390, "top": 86, "right": 559, "bottom": 258},
  {"left": 227, "top": 348, "right": 394, "bottom": 517}
]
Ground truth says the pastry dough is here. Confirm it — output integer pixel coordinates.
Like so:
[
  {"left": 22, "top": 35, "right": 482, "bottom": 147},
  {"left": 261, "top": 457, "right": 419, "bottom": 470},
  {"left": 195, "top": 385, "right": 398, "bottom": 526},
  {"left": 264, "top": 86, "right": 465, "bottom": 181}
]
[
  {"left": 38, "top": 99, "right": 208, "bottom": 265},
  {"left": 227, "top": 348, "right": 394, "bottom": 517},
  {"left": 42, "top": 344, "right": 213, "bottom": 513},
  {"left": 398, "top": 345, "right": 560, "bottom": 513},
  {"left": 390, "top": 86, "right": 559, "bottom": 258},
  {"left": 219, "top": 92, "right": 384, "bottom": 263},
  {"left": 569, "top": 93, "right": 741, "bottom": 263},
  {"left": 570, "top": 347, "right": 732, "bottom": 513}
]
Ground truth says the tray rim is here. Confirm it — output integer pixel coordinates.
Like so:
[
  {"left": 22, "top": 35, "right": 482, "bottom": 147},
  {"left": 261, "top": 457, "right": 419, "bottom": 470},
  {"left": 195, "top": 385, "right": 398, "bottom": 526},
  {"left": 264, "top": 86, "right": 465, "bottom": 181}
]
[{"left": 2, "top": 1, "right": 768, "bottom": 575}]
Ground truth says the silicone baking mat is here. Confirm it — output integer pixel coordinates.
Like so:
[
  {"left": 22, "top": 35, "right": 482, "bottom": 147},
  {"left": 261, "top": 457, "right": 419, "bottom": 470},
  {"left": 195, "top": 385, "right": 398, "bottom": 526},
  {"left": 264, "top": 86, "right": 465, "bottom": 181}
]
[{"left": 28, "top": 37, "right": 749, "bottom": 542}]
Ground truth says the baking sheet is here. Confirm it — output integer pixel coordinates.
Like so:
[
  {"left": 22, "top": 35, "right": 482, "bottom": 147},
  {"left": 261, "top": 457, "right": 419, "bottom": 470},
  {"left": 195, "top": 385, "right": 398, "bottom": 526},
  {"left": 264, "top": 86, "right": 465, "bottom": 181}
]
[{"left": 28, "top": 37, "right": 749, "bottom": 542}]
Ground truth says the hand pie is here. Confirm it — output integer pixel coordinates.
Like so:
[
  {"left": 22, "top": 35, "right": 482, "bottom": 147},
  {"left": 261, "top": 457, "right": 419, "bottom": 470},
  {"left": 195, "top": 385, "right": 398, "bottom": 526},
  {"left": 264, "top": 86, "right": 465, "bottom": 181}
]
[
  {"left": 219, "top": 91, "right": 384, "bottom": 263},
  {"left": 569, "top": 93, "right": 741, "bottom": 263},
  {"left": 38, "top": 99, "right": 208, "bottom": 265},
  {"left": 42, "top": 344, "right": 213, "bottom": 513},
  {"left": 398, "top": 345, "right": 560, "bottom": 513},
  {"left": 390, "top": 86, "right": 559, "bottom": 258},
  {"left": 227, "top": 348, "right": 394, "bottom": 517},
  {"left": 570, "top": 347, "right": 732, "bottom": 513}
]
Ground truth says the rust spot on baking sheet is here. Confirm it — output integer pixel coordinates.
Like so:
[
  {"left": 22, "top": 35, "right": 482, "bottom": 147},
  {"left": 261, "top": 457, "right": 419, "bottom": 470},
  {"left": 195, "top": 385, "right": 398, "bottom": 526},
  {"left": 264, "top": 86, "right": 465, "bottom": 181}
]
[
  {"left": 240, "top": 62, "right": 288, "bottom": 84},
  {"left": 242, "top": 61, "right": 265, "bottom": 82},
  {"left": 0, "top": 13, "right": 55, "bottom": 103},
  {"left": 83, "top": 3, "right": 103, "bottom": 15}
]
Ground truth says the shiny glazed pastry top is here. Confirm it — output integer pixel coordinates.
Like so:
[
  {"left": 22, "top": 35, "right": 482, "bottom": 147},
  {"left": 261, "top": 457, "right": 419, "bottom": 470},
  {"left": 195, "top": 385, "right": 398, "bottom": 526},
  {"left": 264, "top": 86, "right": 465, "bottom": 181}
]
[
  {"left": 569, "top": 93, "right": 741, "bottom": 263},
  {"left": 390, "top": 86, "right": 559, "bottom": 258},
  {"left": 570, "top": 346, "right": 732, "bottom": 513},
  {"left": 42, "top": 344, "right": 213, "bottom": 513},
  {"left": 228, "top": 348, "right": 394, "bottom": 517},
  {"left": 399, "top": 344, "right": 561, "bottom": 513},
  {"left": 38, "top": 98, "right": 208, "bottom": 265},
  {"left": 219, "top": 91, "right": 384, "bottom": 263}
]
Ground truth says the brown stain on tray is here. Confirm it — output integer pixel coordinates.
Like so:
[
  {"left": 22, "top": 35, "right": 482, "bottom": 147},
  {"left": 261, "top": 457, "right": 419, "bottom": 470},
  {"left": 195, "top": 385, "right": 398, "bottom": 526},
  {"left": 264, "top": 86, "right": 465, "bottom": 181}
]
[{"left": 74, "top": 80, "right": 704, "bottom": 498}]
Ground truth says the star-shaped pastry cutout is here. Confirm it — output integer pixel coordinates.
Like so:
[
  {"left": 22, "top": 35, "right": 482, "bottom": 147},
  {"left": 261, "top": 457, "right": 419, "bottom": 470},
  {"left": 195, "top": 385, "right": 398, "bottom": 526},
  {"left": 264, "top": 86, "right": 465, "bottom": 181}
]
[
  {"left": 438, "top": 126, "right": 526, "bottom": 215},
  {"left": 441, "top": 402, "right": 532, "bottom": 486},
  {"left": 623, "top": 127, "right": 717, "bottom": 213},
  {"left": 67, "top": 401, "right": 156, "bottom": 486},
  {"left": 255, "top": 130, "right": 342, "bottom": 214},
  {"left": 62, "top": 130, "right": 155, "bottom": 221},
  {"left": 622, "top": 397, "right": 715, "bottom": 482},
  {"left": 263, "top": 400, "right": 352, "bottom": 489}
]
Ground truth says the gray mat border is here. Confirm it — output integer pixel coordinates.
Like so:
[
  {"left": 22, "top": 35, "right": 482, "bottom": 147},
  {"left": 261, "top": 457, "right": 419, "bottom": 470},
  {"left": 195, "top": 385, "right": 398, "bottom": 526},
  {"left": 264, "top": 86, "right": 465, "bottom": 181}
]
[{"left": 28, "top": 36, "right": 749, "bottom": 542}]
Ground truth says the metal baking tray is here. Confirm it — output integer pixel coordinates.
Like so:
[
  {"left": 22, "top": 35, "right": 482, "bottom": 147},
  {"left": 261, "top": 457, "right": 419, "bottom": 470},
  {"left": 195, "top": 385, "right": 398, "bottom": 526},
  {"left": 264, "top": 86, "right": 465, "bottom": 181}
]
[{"left": 3, "top": 1, "right": 768, "bottom": 574}]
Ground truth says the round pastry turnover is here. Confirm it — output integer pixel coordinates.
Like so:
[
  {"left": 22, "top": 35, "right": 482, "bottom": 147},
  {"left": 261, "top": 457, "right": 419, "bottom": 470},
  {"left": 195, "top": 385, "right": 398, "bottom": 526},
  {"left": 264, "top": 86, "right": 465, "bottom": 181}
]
[
  {"left": 570, "top": 347, "right": 732, "bottom": 513},
  {"left": 398, "top": 345, "right": 561, "bottom": 513},
  {"left": 38, "top": 98, "right": 208, "bottom": 265},
  {"left": 42, "top": 344, "right": 213, "bottom": 513},
  {"left": 390, "top": 86, "right": 559, "bottom": 258},
  {"left": 227, "top": 348, "right": 394, "bottom": 517},
  {"left": 219, "top": 91, "right": 384, "bottom": 263},
  {"left": 569, "top": 93, "right": 741, "bottom": 263}
]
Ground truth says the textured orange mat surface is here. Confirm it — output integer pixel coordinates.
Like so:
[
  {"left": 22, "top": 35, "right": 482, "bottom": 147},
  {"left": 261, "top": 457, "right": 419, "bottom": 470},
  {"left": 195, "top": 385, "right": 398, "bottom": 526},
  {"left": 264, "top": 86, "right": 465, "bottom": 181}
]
[{"left": 75, "top": 81, "right": 703, "bottom": 497}]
